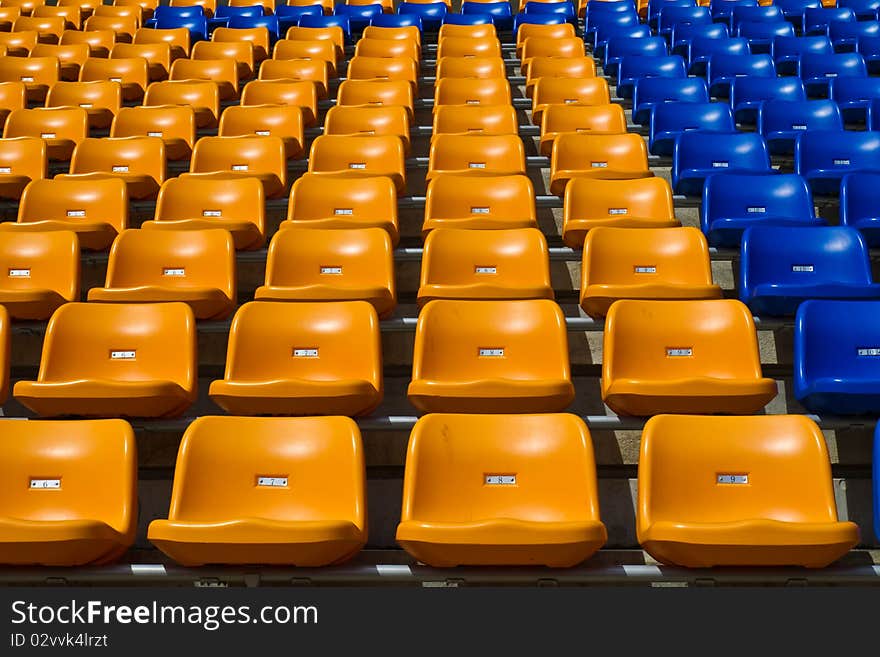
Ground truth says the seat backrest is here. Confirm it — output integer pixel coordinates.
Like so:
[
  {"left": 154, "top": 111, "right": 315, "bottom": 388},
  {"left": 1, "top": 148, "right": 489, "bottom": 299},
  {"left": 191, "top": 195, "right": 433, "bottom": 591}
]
[
  {"left": 0, "top": 55, "right": 58, "bottom": 85},
  {"left": 565, "top": 176, "right": 676, "bottom": 222},
  {"left": 432, "top": 104, "right": 517, "bottom": 135},
  {"left": 45, "top": 80, "right": 122, "bottom": 115},
  {"left": 110, "top": 105, "right": 196, "bottom": 149},
  {"left": 605, "top": 34, "right": 668, "bottom": 60},
  {"left": 362, "top": 24, "right": 422, "bottom": 41},
  {"left": 428, "top": 133, "right": 525, "bottom": 174},
  {"left": 829, "top": 75, "right": 880, "bottom": 103},
  {"left": 800, "top": 51, "right": 867, "bottom": 78},
  {"left": 323, "top": 105, "right": 409, "bottom": 141},
  {"left": 133, "top": 26, "right": 191, "bottom": 57},
  {"left": 632, "top": 77, "right": 709, "bottom": 111},
  {"left": 758, "top": 99, "right": 842, "bottom": 135},
  {"left": 143, "top": 80, "right": 219, "bottom": 122},
  {"left": 702, "top": 173, "right": 815, "bottom": 228},
  {"left": 347, "top": 55, "right": 417, "bottom": 85},
  {"left": 79, "top": 57, "right": 148, "bottom": 89},
  {"left": 650, "top": 101, "right": 734, "bottom": 135},
  {"left": 401, "top": 413, "right": 600, "bottom": 524},
  {"left": 673, "top": 131, "right": 770, "bottom": 173},
  {"left": 166, "top": 415, "right": 365, "bottom": 527},
  {"left": 618, "top": 54, "right": 686, "bottom": 80},
  {"left": 731, "top": 76, "right": 805, "bottom": 107},
  {"left": 425, "top": 173, "right": 536, "bottom": 223},
  {"left": 3, "top": 106, "right": 89, "bottom": 143},
  {"left": 169, "top": 57, "right": 237, "bottom": 88},
  {"left": 772, "top": 34, "right": 832, "bottom": 61},
  {"left": 532, "top": 77, "right": 610, "bottom": 110},
  {"left": 336, "top": 79, "right": 414, "bottom": 117},
  {"left": 433, "top": 77, "right": 511, "bottom": 106},
  {"left": 841, "top": 171, "right": 880, "bottom": 225},
  {"left": 795, "top": 299, "right": 880, "bottom": 382},
  {"left": 241, "top": 79, "right": 317, "bottom": 115},
  {"left": 0, "top": 136, "right": 45, "bottom": 183},
  {"left": 0, "top": 419, "right": 136, "bottom": 534},
  {"left": 516, "top": 21, "right": 575, "bottom": 48},
  {"left": 287, "top": 173, "right": 397, "bottom": 228},
  {"left": 553, "top": 132, "right": 650, "bottom": 171},
  {"left": 111, "top": 42, "right": 171, "bottom": 72},
  {"left": 0, "top": 230, "right": 78, "bottom": 302},
  {"left": 737, "top": 20, "right": 794, "bottom": 39},
  {"left": 690, "top": 35, "right": 749, "bottom": 59},
  {"left": 18, "top": 176, "right": 127, "bottom": 233},
  {"left": 795, "top": 130, "right": 880, "bottom": 173},
  {"left": 707, "top": 53, "right": 775, "bottom": 82},
  {"left": 59, "top": 29, "right": 116, "bottom": 57},
  {"left": 154, "top": 175, "right": 264, "bottom": 226},
  {"left": 526, "top": 55, "right": 597, "bottom": 82},
  {"left": 542, "top": 103, "right": 628, "bottom": 135},
  {"left": 0, "top": 81, "right": 25, "bottom": 116},
  {"left": 190, "top": 135, "right": 285, "bottom": 182},
  {"left": 70, "top": 136, "right": 165, "bottom": 183},
  {"left": 307, "top": 134, "right": 404, "bottom": 177},
  {"left": 436, "top": 55, "right": 506, "bottom": 79}
]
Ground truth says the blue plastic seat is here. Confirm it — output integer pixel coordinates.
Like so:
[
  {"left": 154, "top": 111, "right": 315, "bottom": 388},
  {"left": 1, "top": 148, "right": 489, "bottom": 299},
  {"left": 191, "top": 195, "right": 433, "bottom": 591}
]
[
  {"left": 740, "top": 226, "right": 880, "bottom": 316},
  {"left": 673, "top": 131, "right": 773, "bottom": 196},
  {"left": 831, "top": 77, "right": 880, "bottom": 124},
  {"left": 737, "top": 21, "right": 794, "bottom": 54},
  {"left": 702, "top": 173, "right": 823, "bottom": 247},
  {"left": 758, "top": 100, "right": 843, "bottom": 155},
  {"left": 209, "top": 5, "right": 263, "bottom": 32},
  {"left": 772, "top": 35, "right": 833, "bottom": 76},
  {"left": 399, "top": 2, "right": 446, "bottom": 30},
  {"left": 830, "top": 21, "right": 880, "bottom": 53},
  {"left": 277, "top": 5, "right": 322, "bottom": 33},
  {"left": 841, "top": 0, "right": 880, "bottom": 20},
  {"left": 228, "top": 14, "right": 280, "bottom": 40},
  {"left": 150, "top": 5, "right": 205, "bottom": 24},
  {"left": 731, "top": 5, "right": 784, "bottom": 30},
  {"left": 604, "top": 36, "right": 667, "bottom": 78},
  {"left": 632, "top": 76, "right": 709, "bottom": 124},
  {"left": 442, "top": 12, "right": 490, "bottom": 25},
  {"left": 514, "top": 9, "right": 568, "bottom": 33},
  {"left": 592, "top": 22, "right": 650, "bottom": 57},
  {"left": 463, "top": 0, "right": 513, "bottom": 31},
  {"left": 706, "top": 53, "right": 775, "bottom": 98},
  {"left": 586, "top": 5, "right": 637, "bottom": 32},
  {"left": 799, "top": 52, "right": 867, "bottom": 98},
  {"left": 730, "top": 76, "right": 806, "bottom": 124},
  {"left": 671, "top": 22, "right": 729, "bottom": 59},
  {"left": 804, "top": 7, "right": 856, "bottom": 35},
  {"left": 647, "top": 0, "right": 695, "bottom": 29},
  {"left": 300, "top": 13, "right": 352, "bottom": 39},
  {"left": 710, "top": 0, "right": 757, "bottom": 23},
  {"left": 155, "top": 15, "right": 209, "bottom": 41},
  {"left": 775, "top": 0, "right": 821, "bottom": 31},
  {"left": 658, "top": 6, "right": 711, "bottom": 38},
  {"left": 335, "top": 4, "right": 383, "bottom": 30},
  {"left": 840, "top": 171, "right": 880, "bottom": 245},
  {"left": 617, "top": 55, "right": 687, "bottom": 100},
  {"left": 795, "top": 130, "right": 880, "bottom": 195},
  {"left": 524, "top": 1, "right": 576, "bottom": 22},
  {"left": 649, "top": 102, "right": 735, "bottom": 156},
  {"left": 687, "top": 36, "right": 749, "bottom": 76},
  {"left": 794, "top": 299, "right": 880, "bottom": 414}
]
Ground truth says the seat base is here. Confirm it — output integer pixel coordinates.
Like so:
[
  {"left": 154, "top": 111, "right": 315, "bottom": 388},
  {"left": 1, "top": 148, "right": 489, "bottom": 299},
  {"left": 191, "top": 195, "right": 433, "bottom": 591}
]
[
  {"left": 0, "top": 220, "right": 120, "bottom": 250},
  {"left": 408, "top": 379, "right": 575, "bottom": 413},
  {"left": 0, "top": 519, "right": 130, "bottom": 566},
  {"left": 141, "top": 219, "right": 265, "bottom": 250},
  {"left": 421, "top": 217, "right": 538, "bottom": 235},
  {"left": 254, "top": 285, "right": 396, "bottom": 319},
  {"left": 581, "top": 283, "right": 723, "bottom": 318},
  {"left": 603, "top": 378, "right": 779, "bottom": 416},
  {"left": 14, "top": 380, "right": 194, "bottom": 418},
  {"left": 87, "top": 286, "right": 235, "bottom": 320},
  {"left": 417, "top": 284, "right": 555, "bottom": 307},
  {"left": 279, "top": 218, "right": 400, "bottom": 246},
  {"left": 56, "top": 172, "right": 160, "bottom": 200},
  {"left": 706, "top": 216, "right": 827, "bottom": 248},
  {"left": 562, "top": 217, "right": 681, "bottom": 248},
  {"left": 747, "top": 283, "right": 880, "bottom": 316},
  {"left": 550, "top": 170, "right": 654, "bottom": 197},
  {"left": 0, "top": 288, "right": 69, "bottom": 320},
  {"left": 209, "top": 379, "right": 382, "bottom": 416}
]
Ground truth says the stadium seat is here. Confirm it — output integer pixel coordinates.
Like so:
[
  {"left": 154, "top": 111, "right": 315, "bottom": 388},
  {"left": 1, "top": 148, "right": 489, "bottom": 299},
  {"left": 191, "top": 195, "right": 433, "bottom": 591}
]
[
  {"left": 649, "top": 102, "right": 735, "bottom": 157},
  {"left": 795, "top": 130, "right": 880, "bottom": 195},
  {"left": 432, "top": 105, "right": 517, "bottom": 137},
  {"left": 396, "top": 413, "right": 607, "bottom": 568},
  {"left": 738, "top": 21, "right": 795, "bottom": 55},
  {"left": 0, "top": 137, "right": 45, "bottom": 200},
  {"left": 427, "top": 134, "right": 525, "bottom": 180},
  {"left": 323, "top": 105, "right": 410, "bottom": 155},
  {"left": 525, "top": 56, "right": 597, "bottom": 97},
  {"left": 148, "top": 415, "right": 367, "bottom": 566},
  {"left": 398, "top": 1, "right": 446, "bottom": 30},
  {"left": 215, "top": 26, "right": 271, "bottom": 62},
  {"left": 258, "top": 57, "right": 328, "bottom": 97},
  {"left": 0, "top": 418, "right": 137, "bottom": 566},
  {"left": 0, "top": 7, "right": 19, "bottom": 31},
  {"left": 776, "top": 0, "right": 821, "bottom": 29},
  {"left": 440, "top": 16, "right": 494, "bottom": 32},
  {"left": 110, "top": 105, "right": 195, "bottom": 161},
  {"left": 858, "top": 35, "right": 880, "bottom": 75},
  {"left": 0, "top": 55, "right": 57, "bottom": 102},
  {"left": 632, "top": 77, "right": 709, "bottom": 125},
  {"left": 282, "top": 173, "right": 399, "bottom": 244},
  {"left": 519, "top": 36, "right": 585, "bottom": 76},
  {"left": 423, "top": 173, "right": 537, "bottom": 235},
  {"left": 799, "top": 52, "right": 867, "bottom": 98},
  {"left": 169, "top": 57, "right": 238, "bottom": 100},
  {"left": 437, "top": 35, "right": 501, "bottom": 59},
  {"left": 549, "top": 133, "right": 653, "bottom": 197},
  {"left": 580, "top": 227, "right": 722, "bottom": 318},
  {"left": 772, "top": 34, "right": 833, "bottom": 76},
  {"left": 143, "top": 79, "right": 219, "bottom": 129},
  {"left": 658, "top": 5, "right": 710, "bottom": 38},
  {"left": 0, "top": 30, "right": 37, "bottom": 57},
  {"left": 539, "top": 104, "right": 627, "bottom": 157},
  {"left": 671, "top": 22, "right": 729, "bottom": 62},
  {"left": 686, "top": 35, "right": 749, "bottom": 77},
  {"left": 672, "top": 131, "right": 773, "bottom": 197},
  {"left": 832, "top": 77, "right": 880, "bottom": 125},
  {"left": 110, "top": 42, "right": 171, "bottom": 81},
  {"left": 218, "top": 105, "right": 305, "bottom": 160},
  {"left": 62, "top": 136, "right": 163, "bottom": 200},
  {"left": 706, "top": 53, "right": 775, "bottom": 99},
  {"left": 12, "top": 16, "right": 64, "bottom": 44},
  {"left": 191, "top": 40, "right": 255, "bottom": 80},
  {"left": 530, "top": 77, "right": 610, "bottom": 126},
  {"left": 804, "top": 6, "right": 855, "bottom": 35},
  {"left": 839, "top": 0, "right": 880, "bottom": 20},
  {"left": 2, "top": 107, "right": 88, "bottom": 161},
  {"left": 603, "top": 298, "right": 777, "bottom": 415},
  {"left": 603, "top": 35, "right": 667, "bottom": 79},
  {"left": 46, "top": 80, "right": 120, "bottom": 130},
  {"left": 59, "top": 29, "right": 116, "bottom": 58},
  {"left": 87, "top": 229, "right": 236, "bottom": 320},
  {"left": 14, "top": 302, "right": 197, "bottom": 418},
  {"left": 436, "top": 55, "right": 506, "bottom": 80},
  {"left": 79, "top": 56, "right": 148, "bottom": 101},
  {"left": 841, "top": 172, "right": 880, "bottom": 246},
  {"left": 256, "top": 227, "right": 395, "bottom": 317},
  {"left": 307, "top": 134, "right": 405, "bottom": 194},
  {"left": 133, "top": 25, "right": 191, "bottom": 58},
  {"left": 829, "top": 20, "right": 880, "bottom": 53},
  {"left": 418, "top": 228, "right": 553, "bottom": 306},
  {"left": 637, "top": 414, "right": 859, "bottom": 567},
  {"left": 347, "top": 55, "right": 417, "bottom": 93},
  {"left": 739, "top": 225, "right": 880, "bottom": 316},
  {"left": 32, "top": 5, "right": 81, "bottom": 30},
  {"left": 0, "top": 82, "right": 25, "bottom": 127},
  {"left": 337, "top": 79, "right": 414, "bottom": 124},
  {"left": 352, "top": 35, "right": 418, "bottom": 64},
  {"left": 31, "top": 43, "right": 90, "bottom": 81},
  {"left": 143, "top": 176, "right": 265, "bottom": 250},
  {"left": 616, "top": 55, "right": 686, "bottom": 101},
  {"left": 730, "top": 78, "right": 806, "bottom": 127},
  {"left": 562, "top": 177, "right": 679, "bottom": 248},
  {"left": 433, "top": 77, "right": 512, "bottom": 108},
  {"left": 408, "top": 299, "right": 574, "bottom": 413},
  {"left": 240, "top": 79, "right": 316, "bottom": 127},
  {"left": 730, "top": 2, "right": 783, "bottom": 29},
  {"left": 209, "top": 301, "right": 382, "bottom": 416},
  {"left": 362, "top": 23, "right": 421, "bottom": 43},
  {"left": 285, "top": 25, "right": 344, "bottom": 62},
  {"left": 515, "top": 21, "right": 574, "bottom": 56},
  {"left": 758, "top": 99, "right": 843, "bottom": 155},
  {"left": 184, "top": 134, "right": 285, "bottom": 198},
  {"left": 701, "top": 173, "right": 823, "bottom": 247},
  {"left": 84, "top": 15, "right": 138, "bottom": 42},
  {"left": 0, "top": 231, "right": 78, "bottom": 320}
]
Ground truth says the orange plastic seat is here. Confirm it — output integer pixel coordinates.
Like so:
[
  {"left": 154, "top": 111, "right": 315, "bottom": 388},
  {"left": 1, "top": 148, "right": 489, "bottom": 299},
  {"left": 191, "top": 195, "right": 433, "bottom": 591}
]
[
  {"left": 539, "top": 104, "right": 627, "bottom": 156},
  {"left": 361, "top": 24, "right": 420, "bottom": 46},
  {"left": 353, "top": 37, "right": 419, "bottom": 63},
  {"left": 14, "top": 301, "right": 196, "bottom": 417},
  {"left": 0, "top": 30, "right": 37, "bottom": 56},
  {"left": 348, "top": 0, "right": 392, "bottom": 11},
  {"left": 433, "top": 77, "right": 511, "bottom": 108},
  {"left": 272, "top": 38, "right": 336, "bottom": 75},
  {"left": 287, "top": 0, "right": 333, "bottom": 12},
  {"left": 526, "top": 57, "right": 597, "bottom": 98},
  {"left": 143, "top": 79, "right": 219, "bottom": 129},
  {"left": 143, "top": 176, "right": 265, "bottom": 250},
  {"left": 323, "top": 104, "right": 410, "bottom": 154},
  {"left": 61, "top": 136, "right": 164, "bottom": 200},
  {"left": 602, "top": 299, "right": 778, "bottom": 416},
  {"left": 531, "top": 77, "right": 612, "bottom": 126},
  {"left": 115, "top": 0, "right": 159, "bottom": 22},
  {"left": 409, "top": 299, "right": 574, "bottom": 413},
  {"left": 396, "top": 413, "right": 606, "bottom": 567},
  {"left": 307, "top": 134, "right": 406, "bottom": 194},
  {"left": 285, "top": 25, "right": 343, "bottom": 62},
  {"left": 580, "top": 227, "right": 722, "bottom": 318},
  {"left": 0, "top": 81, "right": 25, "bottom": 128},
  {"left": 218, "top": 104, "right": 304, "bottom": 160},
  {"left": 110, "top": 105, "right": 195, "bottom": 161},
  {"left": 0, "top": 418, "right": 136, "bottom": 566},
  {"left": 562, "top": 177, "right": 680, "bottom": 248},
  {"left": 419, "top": 228, "right": 552, "bottom": 306},
  {"left": 282, "top": 173, "right": 399, "bottom": 245},
  {"left": 170, "top": 0, "right": 215, "bottom": 17},
  {"left": 59, "top": 28, "right": 115, "bottom": 58},
  {"left": 3, "top": 177, "right": 128, "bottom": 250},
  {"left": 347, "top": 55, "right": 418, "bottom": 94},
  {"left": 423, "top": 173, "right": 537, "bottom": 235},
  {"left": 432, "top": 104, "right": 517, "bottom": 136},
  {"left": 516, "top": 22, "right": 576, "bottom": 56},
  {"left": 31, "top": 43, "right": 89, "bottom": 81},
  {"left": 637, "top": 414, "right": 859, "bottom": 567},
  {"left": 427, "top": 133, "right": 525, "bottom": 181},
  {"left": 59, "top": 0, "right": 101, "bottom": 16},
  {"left": 436, "top": 36, "right": 501, "bottom": 59},
  {"left": 88, "top": 229, "right": 235, "bottom": 320},
  {"left": 169, "top": 57, "right": 238, "bottom": 100},
  {"left": 257, "top": 58, "right": 327, "bottom": 99},
  {"left": 79, "top": 56, "right": 147, "bottom": 101},
  {"left": 184, "top": 135, "right": 286, "bottom": 199},
  {"left": 3, "top": 106, "right": 88, "bottom": 160},
  {"left": 45, "top": 80, "right": 121, "bottom": 129},
  {"left": 209, "top": 301, "right": 383, "bottom": 416},
  {"left": 12, "top": 15, "right": 64, "bottom": 43},
  {"left": 0, "top": 55, "right": 57, "bottom": 101},
  {"left": 438, "top": 23, "right": 495, "bottom": 40},
  {"left": 228, "top": 0, "right": 274, "bottom": 10},
  {"left": 0, "top": 0, "right": 43, "bottom": 14},
  {"left": 240, "top": 78, "right": 317, "bottom": 127},
  {"left": 520, "top": 36, "right": 585, "bottom": 75},
  {"left": 83, "top": 15, "right": 137, "bottom": 42},
  {"left": 147, "top": 415, "right": 367, "bottom": 566},
  {"left": 92, "top": 4, "right": 142, "bottom": 25},
  {"left": 550, "top": 133, "right": 653, "bottom": 196},
  {"left": 0, "top": 7, "right": 22, "bottom": 30},
  {"left": 256, "top": 228, "right": 396, "bottom": 318},
  {"left": 336, "top": 78, "right": 414, "bottom": 123},
  {"left": 133, "top": 26, "right": 190, "bottom": 59},
  {"left": 435, "top": 56, "right": 505, "bottom": 80},
  {"left": 110, "top": 42, "right": 171, "bottom": 81},
  {"left": 0, "top": 136, "right": 45, "bottom": 200},
  {"left": 0, "top": 231, "right": 78, "bottom": 319},
  {"left": 191, "top": 40, "right": 254, "bottom": 81},
  {"left": 213, "top": 26, "right": 270, "bottom": 63}
]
